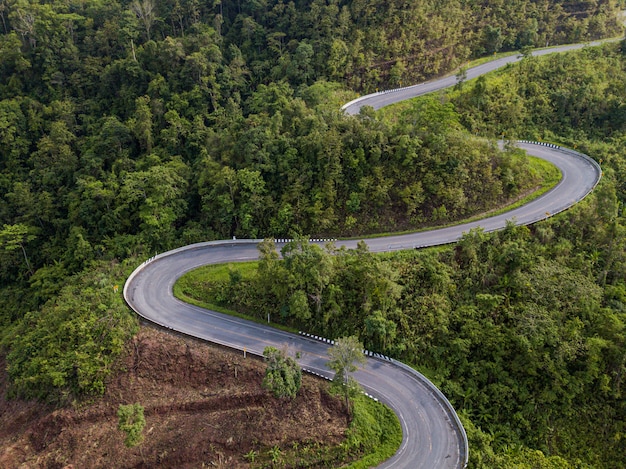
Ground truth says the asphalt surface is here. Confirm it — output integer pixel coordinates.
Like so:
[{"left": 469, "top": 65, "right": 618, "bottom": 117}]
[{"left": 125, "top": 43, "right": 604, "bottom": 469}]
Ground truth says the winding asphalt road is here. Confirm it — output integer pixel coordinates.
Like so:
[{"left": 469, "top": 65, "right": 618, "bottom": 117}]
[
  {"left": 125, "top": 43, "right": 604, "bottom": 468},
  {"left": 342, "top": 40, "right": 615, "bottom": 115}
]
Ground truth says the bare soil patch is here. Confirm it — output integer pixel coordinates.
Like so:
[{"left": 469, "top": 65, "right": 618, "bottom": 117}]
[{"left": 0, "top": 326, "right": 349, "bottom": 468}]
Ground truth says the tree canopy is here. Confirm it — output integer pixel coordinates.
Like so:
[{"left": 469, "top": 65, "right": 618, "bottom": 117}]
[{"left": 0, "top": 0, "right": 625, "bottom": 466}]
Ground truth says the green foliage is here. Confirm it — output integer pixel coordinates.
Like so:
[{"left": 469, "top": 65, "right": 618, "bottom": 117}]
[
  {"left": 117, "top": 403, "right": 146, "bottom": 448},
  {"left": 244, "top": 449, "right": 257, "bottom": 463},
  {"left": 441, "top": 48, "right": 626, "bottom": 467},
  {"left": 461, "top": 416, "right": 578, "bottom": 468},
  {"left": 328, "top": 335, "right": 367, "bottom": 416},
  {"left": 0, "top": 1, "right": 624, "bottom": 466},
  {"left": 384, "top": 207, "right": 626, "bottom": 466},
  {"left": 262, "top": 346, "right": 302, "bottom": 399},
  {"left": 183, "top": 239, "right": 404, "bottom": 352},
  {"left": 0, "top": 222, "right": 37, "bottom": 276},
  {"left": 3, "top": 261, "right": 138, "bottom": 401},
  {"left": 451, "top": 43, "right": 626, "bottom": 141}
]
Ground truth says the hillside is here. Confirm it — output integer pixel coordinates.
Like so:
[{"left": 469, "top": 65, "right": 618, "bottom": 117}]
[
  {"left": 0, "top": 1, "right": 625, "bottom": 468},
  {"left": 179, "top": 42, "right": 626, "bottom": 468},
  {"left": 3, "top": 1, "right": 607, "bottom": 401},
  {"left": 0, "top": 326, "right": 349, "bottom": 468}
]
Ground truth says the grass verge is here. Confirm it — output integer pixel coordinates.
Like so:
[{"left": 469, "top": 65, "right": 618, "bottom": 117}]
[
  {"left": 172, "top": 261, "right": 297, "bottom": 333},
  {"left": 343, "top": 394, "right": 403, "bottom": 468}
]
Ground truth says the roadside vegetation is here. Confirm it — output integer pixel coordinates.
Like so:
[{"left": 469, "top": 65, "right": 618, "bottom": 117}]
[
  {"left": 0, "top": 0, "right": 625, "bottom": 467},
  {"left": 178, "top": 42, "right": 626, "bottom": 468},
  {"left": 344, "top": 394, "right": 402, "bottom": 469}
]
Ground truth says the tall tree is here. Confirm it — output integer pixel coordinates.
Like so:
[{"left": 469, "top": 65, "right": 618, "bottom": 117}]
[
  {"left": 0, "top": 223, "right": 36, "bottom": 276},
  {"left": 327, "top": 335, "right": 367, "bottom": 418},
  {"left": 130, "top": 0, "right": 157, "bottom": 41},
  {"left": 281, "top": 237, "right": 334, "bottom": 325}
]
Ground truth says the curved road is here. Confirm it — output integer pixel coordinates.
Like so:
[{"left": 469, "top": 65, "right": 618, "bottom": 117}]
[
  {"left": 125, "top": 43, "right": 604, "bottom": 469},
  {"left": 342, "top": 40, "right": 615, "bottom": 115}
]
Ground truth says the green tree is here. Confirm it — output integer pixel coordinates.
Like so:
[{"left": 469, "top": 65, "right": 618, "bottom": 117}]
[
  {"left": 364, "top": 310, "right": 397, "bottom": 353},
  {"left": 5, "top": 261, "right": 137, "bottom": 400},
  {"left": 482, "top": 25, "right": 503, "bottom": 55},
  {"left": 289, "top": 289, "right": 311, "bottom": 320},
  {"left": 130, "top": 0, "right": 157, "bottom": 41},
  {"left": 127, "top": 95, "right": 154, "bottom": 153},
  {"left": 262, "top": 346, "right": 302, "bottom": 399},
  {"left": 281, "top": 237, "right": 334, "bottom": 325},
  {"left": 29, "top": 118, "right": 78, "bottom": 189},
  {"left": 199, "top": 165, "right": 268, "bottom": 238},
  {"left": 288, "top": 40, "right": 314, "bottom": 84},
  {"left": 255, "top": 238, "right": 288, "bottom": 312},
  {"left": 117, "top": 403, "right": 146, "bottom": 448},
  {"left": 327, "top": 335, "right": 367, "bottom": 417},
  {"left": 116, "top": 155, "right": 189, "bottom": 250},
  {"left": 0, "top": 223, "right": 37, "bottom": 276}
]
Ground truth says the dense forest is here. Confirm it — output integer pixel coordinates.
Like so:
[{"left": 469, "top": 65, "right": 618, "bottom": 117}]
[
  {"left": 0, "top": 0, "right": 625, "bottom": 467},
  {"left": 182, "top": 43, "right": 626, "bottom": 467}
]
